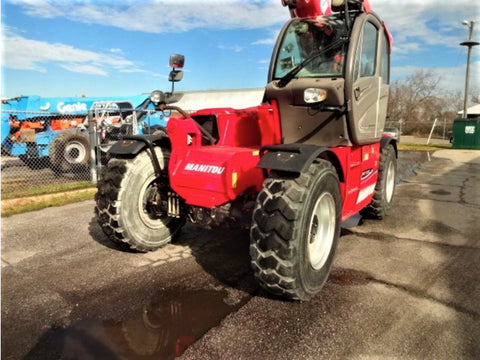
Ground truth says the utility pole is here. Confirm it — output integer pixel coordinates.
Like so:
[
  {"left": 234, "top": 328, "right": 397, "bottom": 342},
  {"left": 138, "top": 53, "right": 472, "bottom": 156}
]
[{"left": 460, "top": 21, "right": 479, "bottom": 119}]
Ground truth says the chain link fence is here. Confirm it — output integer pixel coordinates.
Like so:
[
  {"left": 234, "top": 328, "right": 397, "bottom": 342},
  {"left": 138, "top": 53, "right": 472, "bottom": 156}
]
[
  {"left": 2, "top": 105, "right": 453, "bottom": 199},
  {"left": 1, "top": 111, "right": 91, "bottom": 199},
  {"left": 1, "top": 104, "right": 168, "bottom": 199},
  {"left": 385, "top": 119, "right": 454, "bottom": 140}
]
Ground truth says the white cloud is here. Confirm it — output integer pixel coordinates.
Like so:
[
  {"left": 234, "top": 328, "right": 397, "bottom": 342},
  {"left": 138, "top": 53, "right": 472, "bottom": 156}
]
[
  {"left": 10, "top": 0, "right": 478, "bottom": 59},
  {"left": 9, "top": 0, "right": 289, "bottom": 33},
  {"left": 4, "top": 0, "right": 479, "bottom": 93},
  {"left": 374, "top": 0, "right": 480, "bottom": 53},
  {"left": 218, "top": 44, "right": 243, "bottom": 53},
  {"left": 252, "top": 37, "right": 276, "bottom": 46},
  {"left": 109, "top": 48, "right": 124, "bottom": 55},
  {"left": 1, "top": 26, "right": 143, "bottom": 76},
  {"left": 60, "top": 64, "right": 108, "bottom": 76}
]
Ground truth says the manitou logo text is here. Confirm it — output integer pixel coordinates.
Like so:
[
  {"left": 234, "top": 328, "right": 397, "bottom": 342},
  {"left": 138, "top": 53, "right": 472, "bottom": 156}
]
[{"left": 184, "top": 163, "right": 225, "bottom": 175}]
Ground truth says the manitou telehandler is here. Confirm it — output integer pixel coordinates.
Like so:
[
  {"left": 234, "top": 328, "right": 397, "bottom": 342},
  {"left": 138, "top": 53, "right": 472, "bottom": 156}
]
[{"left": 96, "top": 0, "right": 397, "bottom": 300}]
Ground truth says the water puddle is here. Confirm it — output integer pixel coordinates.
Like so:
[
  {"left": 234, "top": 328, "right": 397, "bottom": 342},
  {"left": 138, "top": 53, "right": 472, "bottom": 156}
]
[
  {"left": 430, "top": 189, "right": 451, "bottom": 195},
  {"left": 26, "top": 288, "right": 249, "bottom": 359},
  {"left": 329, "top": 268, "right": 371, "bottom": 286},
  {"left": 340, "top": 151, "right": 432, "bottom": 230},
  {"left": 396, "top": 151, "right": 432, "bottom": 183}
]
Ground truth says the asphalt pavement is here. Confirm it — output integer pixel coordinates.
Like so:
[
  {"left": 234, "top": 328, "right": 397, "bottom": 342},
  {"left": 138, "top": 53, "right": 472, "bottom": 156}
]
[
  {"left": 181, "top": 149, "right": 480, "bottom": 359},
  {"left": 1, "top": 149, "right": 479, "bottom": 360}
]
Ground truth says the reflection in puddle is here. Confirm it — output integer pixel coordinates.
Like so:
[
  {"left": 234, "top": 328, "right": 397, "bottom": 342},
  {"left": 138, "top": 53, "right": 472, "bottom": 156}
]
[
  {"left": 329, "top": 268, "right": 371, "bottom": 286},
  {"left": 27, "top": 288, "right": 249, "bottom": 359},
  {"left": 341, "top": 213, "right": 362, "bottom": 229}
]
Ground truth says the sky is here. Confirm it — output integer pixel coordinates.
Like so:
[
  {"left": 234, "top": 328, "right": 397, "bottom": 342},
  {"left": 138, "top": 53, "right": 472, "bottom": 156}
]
[{"left": 1, "top": 0, "right": 479, "bottom": 99}]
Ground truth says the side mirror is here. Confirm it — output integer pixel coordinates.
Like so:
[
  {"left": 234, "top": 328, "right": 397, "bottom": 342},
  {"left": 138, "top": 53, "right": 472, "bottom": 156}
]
[
  {"left": 168, "top": 70, "right": 184, "bottom": 82},
  {"left": 169, "top": 54, "right": 185, "bottom": 69},
  {"left": 168, "top": 54, "right": 185, "bottom": 95}
]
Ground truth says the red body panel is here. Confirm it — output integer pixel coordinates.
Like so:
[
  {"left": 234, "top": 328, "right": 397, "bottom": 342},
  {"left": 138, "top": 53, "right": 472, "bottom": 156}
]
[
  {"left": 331, "top": 144, "right": 380, "bottom": 221},
  {"left": 288, "top": 0, "right": 371, "bottom": 18},
  {"left": 167, "top": 105, "right": 281, "bottom": 207},
  {"left": 167, "top": 103, "right": 381, "bottom": 221},
  {"left": 293, "top": 0, "right": 332, "bottom": 18},
  {"left": 169, "top": 146, "right": 264, "bottom": 207}
]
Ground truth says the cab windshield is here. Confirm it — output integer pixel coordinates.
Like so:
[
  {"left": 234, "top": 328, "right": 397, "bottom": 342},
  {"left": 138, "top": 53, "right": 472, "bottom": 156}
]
[{"left": 273, "top": 16, "right": 348, "bottom": 79}]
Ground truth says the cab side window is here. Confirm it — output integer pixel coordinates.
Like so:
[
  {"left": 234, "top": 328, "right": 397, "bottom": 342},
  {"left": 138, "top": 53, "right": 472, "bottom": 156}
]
[
  {"left": 380, "top": 33, "right": 390, "bottom": 84},
  {"left": 354, "top": 21, "right": 378, "bottom": 80},
  {"left": 360, "top": 22, "right": 378, "bottom": 77}
]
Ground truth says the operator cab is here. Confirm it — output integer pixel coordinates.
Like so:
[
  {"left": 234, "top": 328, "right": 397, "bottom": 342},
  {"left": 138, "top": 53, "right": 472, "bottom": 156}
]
[
  {"left": 272, "top": 15, "right": 347, "bottom": 80},
  {"left": 265, "top": 4, "right": 391, "bottom": 147}
]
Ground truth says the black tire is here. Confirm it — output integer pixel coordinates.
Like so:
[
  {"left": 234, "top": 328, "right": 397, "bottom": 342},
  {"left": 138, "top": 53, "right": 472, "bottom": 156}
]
[
  {"left": 19, "top": 155, "right": 49, "bottom": 170},
  {"left": 146, "top": 125, "right": 167, "bottom": 136},
  {"left": 49, "top": 130, "right": 90, "bottom": 173},
  {"left": 360, "top": 144, "right": 396, "bottom": 219},
  {"left": 1, "top": 145, "right": 10, "bottom": 156},
  {"left": 250, "top": 160, "right": 341, "bottom": 300},
  {"left": 95, "top": 147, "right": 184, "bottom": 252}
]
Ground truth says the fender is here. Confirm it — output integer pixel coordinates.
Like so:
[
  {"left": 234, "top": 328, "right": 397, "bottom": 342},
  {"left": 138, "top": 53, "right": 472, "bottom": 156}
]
[
  {"left": 257, "top": 143, "right": 337, "bottom": 175},
  {"left": 107, "top": 134, "right": 170, "bottom": 177},
  {"left": 380, "top": 136, "right": 398, "bottom": 158},
  {"left": 108, "top": 134, "right": 169, "bottom": 156}
]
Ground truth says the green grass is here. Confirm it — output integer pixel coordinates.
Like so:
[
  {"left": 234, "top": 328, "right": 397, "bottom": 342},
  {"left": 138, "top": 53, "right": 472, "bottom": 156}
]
[
  {"left": 1, "top": 181, "right": 93, "bottom": 200},
  {"left": 1, "top": 187, "right": 96, "bottom": 217},
  {"left": 397, "top": 142, "right": 452, "bottom": 152}
]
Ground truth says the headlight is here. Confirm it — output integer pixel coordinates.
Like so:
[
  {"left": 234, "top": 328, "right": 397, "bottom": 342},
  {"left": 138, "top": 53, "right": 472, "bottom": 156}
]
[
  {"left": 150, "top": 90, "right": 165, "bottom": 104},
  {"left": 304, "top": 88, "right": 327, "bottom": 104}
]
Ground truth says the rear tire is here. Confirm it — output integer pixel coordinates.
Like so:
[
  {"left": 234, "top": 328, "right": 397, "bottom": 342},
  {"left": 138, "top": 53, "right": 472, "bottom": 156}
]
[
  {"left": 95, "top": 147, "right": 184, "bottom": 252},
  {"left": 250, "top": 160, "right": 341, "bottom": 300},
  {"left": 360, "top": 144, "right": 396, "bottom": 219},
  {"left": 49, "top": 130, "right": 90, "bottom": 173}
]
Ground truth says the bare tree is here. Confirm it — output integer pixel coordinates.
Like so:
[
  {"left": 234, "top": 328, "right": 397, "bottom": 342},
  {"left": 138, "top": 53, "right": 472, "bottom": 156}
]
[
  {"left": 387, "top": 69, "right": 442, "bottom": 135},
  {"left": 470, "top": 86, "right": 480, "bottom": 104}
]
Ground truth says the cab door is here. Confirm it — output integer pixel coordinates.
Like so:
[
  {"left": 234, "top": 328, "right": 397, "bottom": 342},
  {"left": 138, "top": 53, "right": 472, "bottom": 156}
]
[{"left": 346, "top": 14, "right": 389, "bottom": 144}]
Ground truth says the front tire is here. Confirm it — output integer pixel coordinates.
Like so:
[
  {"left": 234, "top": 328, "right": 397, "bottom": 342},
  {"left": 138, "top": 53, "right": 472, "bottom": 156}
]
[
  {"left": 95, "top": 147, "right": 184, "bottom": 252},
  {"left": 250, "top": 160, "right": 341, "bottom": 300}
]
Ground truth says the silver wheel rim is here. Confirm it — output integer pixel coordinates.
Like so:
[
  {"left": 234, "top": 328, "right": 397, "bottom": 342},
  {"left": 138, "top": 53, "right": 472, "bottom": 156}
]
[
  {"left": 308, "top": 192, "right": 336, "bottom": 270},
  {"left": 137, "top": 174, "right": 170, "bottom": 229},
  {"left": 64, "top": 140, "right": 86, "bottom": 164},
  {"left": 385, "top": 160, "right": 395, "bottom": 203}
]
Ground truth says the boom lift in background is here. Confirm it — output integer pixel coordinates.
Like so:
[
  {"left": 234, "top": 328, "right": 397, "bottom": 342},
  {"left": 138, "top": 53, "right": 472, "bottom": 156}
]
[{"left": 1, "top": 94, "right": 168, "bottom": 173}]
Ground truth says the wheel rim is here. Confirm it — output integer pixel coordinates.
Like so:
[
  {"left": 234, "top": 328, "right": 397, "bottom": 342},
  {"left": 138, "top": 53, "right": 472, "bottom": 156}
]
[
  {"left": 385, "top": 160, "right": 395, "bottom": 203},
  {"left": 64, "top": 140, "right": 87, "bottom": 164},
  {"left": 137, "top": 174, "right": 171, "bottom": 229},
  {"left": 308, "top": 192, "right": 336, "bottom": 270}
]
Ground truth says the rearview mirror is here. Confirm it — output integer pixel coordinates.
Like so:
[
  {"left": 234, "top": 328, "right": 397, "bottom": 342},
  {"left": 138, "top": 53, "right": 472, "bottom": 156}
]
[
  {"left": 169, "top": 54, "right": 185, "bottom": 69},
  {"left": 169, "top": 70, "right": 184, "bottom": 82}
]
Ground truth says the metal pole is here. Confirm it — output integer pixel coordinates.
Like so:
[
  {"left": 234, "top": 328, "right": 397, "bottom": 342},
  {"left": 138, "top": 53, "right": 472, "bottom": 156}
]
[
  {"left": 88, "top": 111, "right": 98, "bottom": 185},
  {"left": 443, "top": 116, "right": 446, "bottom": 140},
  {"left": 461, "top": 21, "right": 479, "bottom": 119},
  {"left": 427, "top": 118, "right": 437, "bottom": 145}
]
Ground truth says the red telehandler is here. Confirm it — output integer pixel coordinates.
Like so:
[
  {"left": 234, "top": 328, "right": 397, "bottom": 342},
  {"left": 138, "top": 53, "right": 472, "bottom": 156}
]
[{"left": 96, "top": 0, "right": 397, "bottom": 300}]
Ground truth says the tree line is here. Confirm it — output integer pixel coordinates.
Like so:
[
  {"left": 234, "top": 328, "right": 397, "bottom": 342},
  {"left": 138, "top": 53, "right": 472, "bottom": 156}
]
[{"left": 386, "top": 69, "right": 479, "bottom": 138}]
